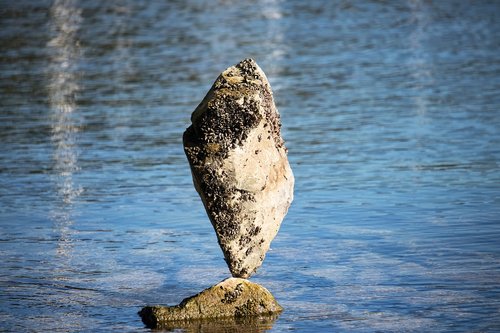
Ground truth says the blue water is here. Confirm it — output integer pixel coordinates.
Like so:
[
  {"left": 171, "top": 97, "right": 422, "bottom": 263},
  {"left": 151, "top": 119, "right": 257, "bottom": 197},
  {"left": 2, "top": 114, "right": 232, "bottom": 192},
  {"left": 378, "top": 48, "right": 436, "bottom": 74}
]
[{"left": 1, "top": 0, "right": 500, "bottom": 332}]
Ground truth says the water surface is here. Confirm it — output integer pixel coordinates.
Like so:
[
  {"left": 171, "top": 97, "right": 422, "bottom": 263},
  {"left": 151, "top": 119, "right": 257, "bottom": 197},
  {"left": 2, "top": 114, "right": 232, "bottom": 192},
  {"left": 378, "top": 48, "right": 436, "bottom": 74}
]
[{"left": 1, "top": 0, "right": 500, "bottom": 332}]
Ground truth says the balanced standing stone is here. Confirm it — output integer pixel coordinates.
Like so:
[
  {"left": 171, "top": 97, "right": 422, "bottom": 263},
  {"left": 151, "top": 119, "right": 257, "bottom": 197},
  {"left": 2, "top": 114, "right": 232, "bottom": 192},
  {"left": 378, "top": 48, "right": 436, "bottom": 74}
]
[
  {"left": 139, "top": 59, "right": 291, "bottom": 327},
  {"left": 183, "top": 58, "right": 294, "bottom": 278}
]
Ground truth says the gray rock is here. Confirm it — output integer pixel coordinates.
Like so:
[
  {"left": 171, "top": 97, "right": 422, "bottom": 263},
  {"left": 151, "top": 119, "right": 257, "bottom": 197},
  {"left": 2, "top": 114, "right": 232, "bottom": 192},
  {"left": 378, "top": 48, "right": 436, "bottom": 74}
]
[
  {"left": 183, "top": 59, "right": 294, "bottom": 278},
  {"left": 139, "top": 278, "right": 282, "bottom": 327}
]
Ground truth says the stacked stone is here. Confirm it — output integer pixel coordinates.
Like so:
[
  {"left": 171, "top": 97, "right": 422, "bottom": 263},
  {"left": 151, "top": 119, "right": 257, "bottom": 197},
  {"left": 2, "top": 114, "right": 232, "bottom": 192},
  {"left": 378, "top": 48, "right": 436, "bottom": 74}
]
[
  {"left": 183, "top": 58, "right": 294, "bottom": 279},
  {"left": 140, "top": 59, "right": 294, "bottom": 327}
]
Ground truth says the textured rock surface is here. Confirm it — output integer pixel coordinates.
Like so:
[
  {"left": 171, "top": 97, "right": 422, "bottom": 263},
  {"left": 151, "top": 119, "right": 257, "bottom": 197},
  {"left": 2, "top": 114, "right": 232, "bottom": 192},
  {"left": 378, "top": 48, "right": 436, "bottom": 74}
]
[
  {"left": 138, "top": 278, "right": 282, "bottom": 327},
  {"left": 183, "top": 58, "right": 294, "bottom": 278}
]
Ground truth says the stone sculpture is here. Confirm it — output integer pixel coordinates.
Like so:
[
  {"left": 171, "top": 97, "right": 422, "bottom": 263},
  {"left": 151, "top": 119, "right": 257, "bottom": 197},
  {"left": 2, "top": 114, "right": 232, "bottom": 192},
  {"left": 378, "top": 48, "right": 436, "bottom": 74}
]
[{"left": 140, "top": 59, "right": 293, "bottom": 327}]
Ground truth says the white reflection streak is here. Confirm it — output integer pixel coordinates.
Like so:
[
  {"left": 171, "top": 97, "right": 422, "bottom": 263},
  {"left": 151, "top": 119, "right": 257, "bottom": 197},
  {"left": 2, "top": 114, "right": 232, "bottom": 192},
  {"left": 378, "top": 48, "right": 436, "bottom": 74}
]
[
  {"left": 261, "top": 0, "right": 287, "bottom": 74},
  {"left": 48, "top": 0, "right": 82, "bottom": 257},
  {"left": 408, "top": 0, "right": 434, "bottom": 118}
]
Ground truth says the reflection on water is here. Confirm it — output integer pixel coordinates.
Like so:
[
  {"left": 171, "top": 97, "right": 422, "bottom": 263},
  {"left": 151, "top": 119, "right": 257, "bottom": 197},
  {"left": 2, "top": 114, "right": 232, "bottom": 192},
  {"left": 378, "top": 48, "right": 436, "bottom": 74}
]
[
  {"left": 409, "top": 0, "right": 432, "bottom": 117},
  {"left": 408, "top": 0, "right": 433, "bottom": 119},
  {"left": 150, "top": 315, "right": 279, "bottom": 333},
  {"left": 260, "top": 0, "right": 287, "bottom": 77},
  {"left": 47, "top": 0, "right": 83, "bottom": 257}
]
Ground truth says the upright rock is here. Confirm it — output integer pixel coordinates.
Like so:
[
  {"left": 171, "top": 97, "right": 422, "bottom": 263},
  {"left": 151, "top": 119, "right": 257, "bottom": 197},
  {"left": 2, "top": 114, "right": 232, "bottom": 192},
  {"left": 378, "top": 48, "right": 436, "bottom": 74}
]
[{"left": 183, "top": 59, "right": 294, "bottom": 278}]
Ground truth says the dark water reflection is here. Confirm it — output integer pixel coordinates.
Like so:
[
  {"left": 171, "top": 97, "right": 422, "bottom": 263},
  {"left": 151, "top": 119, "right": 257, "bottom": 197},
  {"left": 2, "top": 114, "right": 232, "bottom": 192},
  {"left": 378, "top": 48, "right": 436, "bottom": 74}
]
[
  {"left": 150, "top": 315, "right": 279, "bottom": 333},
  {"left": 1, "top": 0, "right": 500, "bottom": 332}
]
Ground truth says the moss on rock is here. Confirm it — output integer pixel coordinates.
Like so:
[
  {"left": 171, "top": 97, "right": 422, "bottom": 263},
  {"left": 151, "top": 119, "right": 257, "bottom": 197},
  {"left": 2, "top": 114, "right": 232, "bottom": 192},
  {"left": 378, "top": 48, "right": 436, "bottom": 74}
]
[{"left": 139, "top": 278, "right": 282, "bottom": 328}]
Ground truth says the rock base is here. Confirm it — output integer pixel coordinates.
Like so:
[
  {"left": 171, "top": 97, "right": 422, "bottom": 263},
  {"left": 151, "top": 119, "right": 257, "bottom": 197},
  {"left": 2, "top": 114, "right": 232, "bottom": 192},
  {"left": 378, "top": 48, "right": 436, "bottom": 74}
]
[{"left": 139, "top": 278, "right": 282, "bottom": 328}]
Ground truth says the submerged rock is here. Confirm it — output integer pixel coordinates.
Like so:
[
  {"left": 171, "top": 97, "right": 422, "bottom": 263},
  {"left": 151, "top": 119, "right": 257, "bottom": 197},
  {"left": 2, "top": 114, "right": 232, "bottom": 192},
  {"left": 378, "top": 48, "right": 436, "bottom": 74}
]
[
  {"left": 139, "top": 278, "right": 282, "bottom": 327},
  {"left": 183, "top": 58, "right": 294, "bottom": 278}
]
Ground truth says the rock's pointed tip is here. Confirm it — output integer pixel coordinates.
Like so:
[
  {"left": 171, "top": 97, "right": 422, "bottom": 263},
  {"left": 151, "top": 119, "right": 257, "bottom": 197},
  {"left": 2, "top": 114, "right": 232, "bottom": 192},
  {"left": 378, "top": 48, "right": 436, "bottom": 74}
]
[
  {"left": 229, "top": 266, "right": 251, "bottom": 279},
  {"left": 234, "top": 58, "right": 262, "bottom": 74},
  {"left": 239, "top": 58, "right": 257, "bottom": 65}
]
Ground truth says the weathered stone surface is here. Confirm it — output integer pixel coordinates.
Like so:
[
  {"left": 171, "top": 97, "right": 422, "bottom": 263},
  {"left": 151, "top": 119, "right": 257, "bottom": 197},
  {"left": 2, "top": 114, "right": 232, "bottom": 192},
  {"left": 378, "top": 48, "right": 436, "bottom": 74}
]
[
  {"left": 183, "top": 58, "right": 294, "bottom": 278},
  {"left": 138, "top": 278, "right": 282, "bottom": 328}
]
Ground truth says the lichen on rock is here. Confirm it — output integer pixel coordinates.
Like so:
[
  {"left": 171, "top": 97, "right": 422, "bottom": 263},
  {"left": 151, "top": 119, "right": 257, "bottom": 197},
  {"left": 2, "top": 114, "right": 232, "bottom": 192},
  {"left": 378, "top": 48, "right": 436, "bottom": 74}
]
[{"left": 183, "top": 58, "right": 294, "bottom": 278}]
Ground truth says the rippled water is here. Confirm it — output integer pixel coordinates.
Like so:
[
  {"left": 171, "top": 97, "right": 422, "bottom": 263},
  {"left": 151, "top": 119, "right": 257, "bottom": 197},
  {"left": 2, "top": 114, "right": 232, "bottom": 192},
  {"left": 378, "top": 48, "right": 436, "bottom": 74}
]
[{"left": 1, "top": 1, "right": 500, "bottom": 332}]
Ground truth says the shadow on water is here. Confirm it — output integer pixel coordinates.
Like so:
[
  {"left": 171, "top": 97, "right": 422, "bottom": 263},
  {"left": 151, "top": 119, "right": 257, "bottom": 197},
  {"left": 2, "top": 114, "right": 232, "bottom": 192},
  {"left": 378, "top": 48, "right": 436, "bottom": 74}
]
[{"left": 145, "top": 315, "right": 280, "bottom": 333}]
